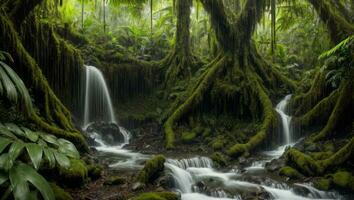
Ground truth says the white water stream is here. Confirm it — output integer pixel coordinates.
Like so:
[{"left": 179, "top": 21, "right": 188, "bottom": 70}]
[
  {"left": 165, "top": 95, "right": 342, "bottom": 199},
  {"left": 81, "top": 67, "right": 343, "bottom": 199}
]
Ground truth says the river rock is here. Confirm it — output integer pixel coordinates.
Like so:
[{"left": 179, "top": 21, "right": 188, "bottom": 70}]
[
  {"left": 86, "top": 122, "right": 125, "bottom": 145},
  {"left": 265, "top": 158, "right": 285, "bottom": 172},
  {"left": 132, "top": 182, "right": 145, "bottom": 191}
]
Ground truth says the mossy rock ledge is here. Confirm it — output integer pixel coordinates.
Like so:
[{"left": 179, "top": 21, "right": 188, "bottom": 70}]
[{"left": 137, "top": 155, "right": 166, "bottom": 184}]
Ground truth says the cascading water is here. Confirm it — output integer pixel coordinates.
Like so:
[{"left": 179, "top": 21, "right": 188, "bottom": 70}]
[
  {"left": 165, "top": 95, "right": 342, "bottom": 200},
  {"left": 275, "top": 94, "right": 292, "bottom": 145},
  {"left": 82, "top": 65, "right": 148, "bottom": 169},
  {"left": 83, "top": 65, "right": 116, "bottom": 128}
]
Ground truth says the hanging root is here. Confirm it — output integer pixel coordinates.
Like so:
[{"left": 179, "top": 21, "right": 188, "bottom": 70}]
[
  {"left": 286, "top": 135, "right": 354, "bottom": 176},
  {"left": 309, "top": 79, "right": 354, "bottom": 142},
  {"left": 0, "top": 13, "right": 87, "bottom": 150},
  {"left": 163, "top": 54, "right": 227, "bottom": 148},
  {"left": 227, "top": 72, "right": 276, "bottom": 157}
]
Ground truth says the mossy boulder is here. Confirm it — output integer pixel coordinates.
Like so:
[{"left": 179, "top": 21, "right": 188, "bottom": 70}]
[
  {"left": 131, "top": 192, "right": 180, "bottom": 200},
  {"left": 332, "top": 171, "right": 354, "bottom": 191},
  {"left": 211, "top": 152, "right": 228, "bottom": 167},
  {"left": 181, "top": 131, "right": 197, "bottom": 143},
  {"left": 279, "top": 166, "right": 304, "bottom": 179},
  {"left": 137, "top": 155, "right": 166, "bottom": 184},
  {"left": 87, "top": 164, "right": 103, "bottom": 180},
  {"left": 50, "top": 183, "right": 73, "bottom": 200},
  {"left": 211, "top": 137, "right": 225, "bottom": 150},
  {"left": 59, "top": 159, "right": 88, "bottom": 185},
  {"left": 314, "top": 178, "right": 332, "bottom": 191},
  {"left": 104, "top": 176, "right": 126, "bottom": 185},
  {"left": 202, "top": 128, "right": 211, "bottom": 138}
]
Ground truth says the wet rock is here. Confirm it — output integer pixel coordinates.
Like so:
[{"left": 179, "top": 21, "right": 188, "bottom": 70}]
[
  {"left": 265, "top": 158, "right": 285, "bottom": 172},
  {"left": 156, "top": 174, "right": 174, "bottom": 189},
  {"left": 132, "top": 182, "right": 145, "bottom": 191},
  {"left": 86, "top": 122, "right": 124, "bottom": 145}
]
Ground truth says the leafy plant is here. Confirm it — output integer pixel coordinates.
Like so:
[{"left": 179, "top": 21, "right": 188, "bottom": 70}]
[
  {"left": 0, "top": 122, "right": 80, "bottom": 200},
  {"left": 320, "top": 35, "right": 354, "bottom": 88},
  {"left": 0, "top": 56, "right": 33, "bottom": 116}
]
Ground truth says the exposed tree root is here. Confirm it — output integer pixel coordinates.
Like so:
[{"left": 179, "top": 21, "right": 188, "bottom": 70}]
[
  {"left": 309, "top": 78, "right": 354, "bottom": 142},
  {"left": 164, "top": 54, "right": 226, "bottom": 149},
  {"left": 293, "top": 89, "right": 339, "bottom": 129},
  {"left": 286, "top": 135, "right": 354, "bottom": 176},
  {"left": 227, "top": 74, "right": 276, "bottom": 157}
]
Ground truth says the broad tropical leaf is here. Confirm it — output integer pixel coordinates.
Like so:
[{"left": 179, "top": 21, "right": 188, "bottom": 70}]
[
  {"left": 0, "top": 61, "right": 33, "bottom": 116},
  {"left": 26, "top": 143, "right": 43, "bottom": 169},
  {"left": 9, "top": 163, "right": 55, "bottom": 200}
]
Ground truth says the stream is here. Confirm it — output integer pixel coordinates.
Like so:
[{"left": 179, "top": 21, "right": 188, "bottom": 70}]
[{"left": 82, "top": 65, "right": 345, "bottom": 200}]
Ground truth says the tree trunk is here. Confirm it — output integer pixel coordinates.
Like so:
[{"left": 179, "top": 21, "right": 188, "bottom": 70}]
[
  {"left": 163, "top": 0, "right": 196, "bottom": 86},
  {"left": 163, "top": 0, "right": 296, "bottom": 153}
]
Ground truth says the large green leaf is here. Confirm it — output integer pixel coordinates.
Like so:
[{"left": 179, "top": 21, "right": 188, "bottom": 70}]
[
  {"left": 0, "top": 153, "right": 10, "bottom": 171},
  {"left": 5, "top": 123, "right": 26, "bottom": 138},
  {"left": 57, "top": 138, "right": 80, "bottom": 159},
  {"left": 43, "top": 148, "right": 56, "bottom": 168},
  {"left": 54, "top": 151, "right": 70, "bottom": 168},
  {"left": 26, "top": 144, "right": 43, "bottom": 170},
  {"left": 40, "top": 134, "right": 58, "bottom": 146},
  {"left": 0, "top": 138, "right": 12, "bottom": 154},
  {"left": 10, "top": 163, "right": 54, "bottom": 200},
  {"left": 0, "top": 170, "right": 8, "bottom": 185},
  {"left": 0, "top": 61, "right": 33, "bottom": 115},
  {"left": 21, "top": 127, "right": 39, "bottom": 142},
  {"left": 0, "top": 127, "right": 18, "bottom": 139},
  {"left": 2, "top": 142, "right": 25, "bottom": 170}
]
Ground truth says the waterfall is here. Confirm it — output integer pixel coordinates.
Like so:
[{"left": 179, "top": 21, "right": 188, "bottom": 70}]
[
  {"left": 83, "top": 65, "right": 116, "bottom": 129},
  {"left": 275, "top": 94, "right": 292, "bottom": 145}
]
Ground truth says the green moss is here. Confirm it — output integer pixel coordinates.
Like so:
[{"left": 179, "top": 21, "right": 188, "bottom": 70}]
[
  {"left": 332, "top": 171, "right": 354, "bottom": 190},
  {"left": 279, "top": 166, "right": 304, "bottom": 179},
  {"left": 314, "top": 178, "right": 332, "bottom": 191},
  {"left": 50, "top": 183, "right": 73, "bottom": 200},
  {"left": 181, "top": 131, "right": 197, "bottom": 143},
  {"left": 87, "top": 164, "right": 103, "bottom": 180},
  {"left": 211, "top": 137, "right": 225, "bottom": 150},
  {"left": 202, "top": 128, "right": 211, "bottom": 138},
  {"left": 310, "top": 151, "right": 333, "bottom": 160},
  {"left": 211, "top": 152, "right": 228, "bottom": 167},
  {"left": 104, "top": 176, "right": 126, "bottom": 185},
  {"left": 131, "top": 192, "right": 179, "bottom": 200},
  {"left": 137, "top": 155, "right": 165, "bottom": 184},
  {"left": 59, "top": 159, "right": 88, "bottom": 185}
]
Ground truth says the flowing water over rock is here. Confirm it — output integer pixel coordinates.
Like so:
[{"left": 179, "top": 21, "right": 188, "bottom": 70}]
[
  {"left": 83, "top": 65, "right": 148, "bottom": 170},
  {"left": 81, "top": 70, "right": 345, "bottom": 199},
  {"left": 164, "top": 95, "right": 343, "bottom": 199}
]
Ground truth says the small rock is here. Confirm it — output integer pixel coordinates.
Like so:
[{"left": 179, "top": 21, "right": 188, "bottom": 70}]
[{"left": 132, "top": 182, "right": 145, "bottom": 191}]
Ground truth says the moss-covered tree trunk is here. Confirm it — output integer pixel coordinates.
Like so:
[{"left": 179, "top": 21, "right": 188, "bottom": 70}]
[
  {"left": 163, "top": 0, "right": 196, "bottom": 86},
  {"left": 163, "top": 0, "right": 295, "bottom": 154},
  {"left": 0, "top": 1, "right": 87, "bottom": 150},
  {"left": 286, "top": 0, "right": 354, "bottom": 175}
]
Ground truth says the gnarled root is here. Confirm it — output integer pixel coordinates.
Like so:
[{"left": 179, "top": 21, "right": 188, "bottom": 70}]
[
  {"left": 286, "top": 135, "right": 354, "bottom": 176},
  {"left": 309, "top": 78, "right": 354, "bottom": 142},
  {"left": 227, "top": 72, "right": 276, "bottom": 157},
  {"left": 164, "top": 54, "right": 226, "bottom": 148}
]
